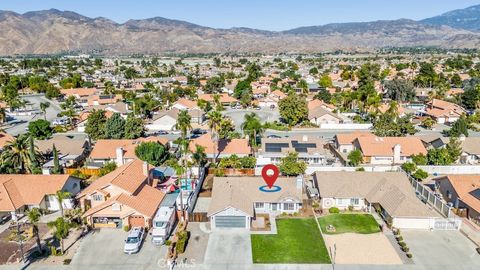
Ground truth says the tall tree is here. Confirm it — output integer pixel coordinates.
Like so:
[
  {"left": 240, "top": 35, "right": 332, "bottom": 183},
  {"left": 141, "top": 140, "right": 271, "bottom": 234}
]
[
  {"left": 124, "top": 114, "right": 145, "bottom": 139},
  {"left": 47, "top": 217, "right": 71, "bottom": 254},
  {"left": 26, "top": 208, "right": 42, "bottom": 254},
  {"left": 28, "top": 119, "right": 53, "bottom": 140},
  {"left": 448, "top": 114, "right": 469, "bottom": 137},
  {"left": 134, "top": 142, "right": 170, "bottom": 166},
  {"left": 104, "top": 113, "right": 126, "bottom": 139},
  {"left": 85, "top": 110, "right": 107, "bottom": 140},
  {"left": 39, "top": 102, "right": 50, "bottom": 120},
  {"left": 175, "top": 110, "right": 192, "bottom": 139},
  {"left": 241, "top": 113, "right": 264, "bottom": 147},
  {"left": 55, "top": 190, "right": 71, "bottom": 217},
  {"left": 52, "top": 144, "right": 62, "bottom": 174},
  {"left": 0, "top": 134, "right": 38, "bottom": 173},
  {"left": 279, "top": 152, "right": 307, "bottom": 176},
  {"left": 192, "top": 145, "right": 207, "bottom": 177},
  {"left": 207, "top": 110, "right": 223, "bottom": 164},
  {"left": 383, "top": 79, "right": 415, "bottom": 102},
  {"left": 278, "top": 92, "right": 308, "bottom": 126}
]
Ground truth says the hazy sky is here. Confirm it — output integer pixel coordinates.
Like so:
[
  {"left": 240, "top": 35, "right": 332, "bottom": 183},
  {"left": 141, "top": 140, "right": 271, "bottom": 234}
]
[{"left": 1, "top": 0, "right": 479, "bottom": 30}]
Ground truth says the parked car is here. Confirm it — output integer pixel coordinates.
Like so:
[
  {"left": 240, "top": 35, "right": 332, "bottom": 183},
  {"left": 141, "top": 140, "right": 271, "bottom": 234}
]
[
  {"left": 124, "top": 227, "right": 144, "bottom": 254},
  {"left": 192, "top": 128, "right": 207, "bottom": 135},
  {"left": 267, "top": 135, "right": 281, "bottom": 139},
  {"left": 156, "top": 130, "right": 169, "bottom": 135}
]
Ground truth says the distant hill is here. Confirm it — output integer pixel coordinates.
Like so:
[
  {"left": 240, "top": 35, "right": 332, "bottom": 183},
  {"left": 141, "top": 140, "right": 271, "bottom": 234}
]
[
  {"left": 0, "top": 8, "right": 480, "bottom": 55},
  {"left": 422, "top": 4, "right": 480, "bottom": 32}
]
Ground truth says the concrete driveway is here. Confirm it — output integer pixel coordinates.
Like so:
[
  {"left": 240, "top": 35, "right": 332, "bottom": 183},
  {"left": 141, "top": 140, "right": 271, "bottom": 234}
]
[
  {"left": 71, "top": 229, "right": 167, "bottom": 270},
  {"left": 204, "top": 229, "right": 252, "bottom": 266},
  {"left": 402, "top": 230, "right": 480, "bottom": 269}
]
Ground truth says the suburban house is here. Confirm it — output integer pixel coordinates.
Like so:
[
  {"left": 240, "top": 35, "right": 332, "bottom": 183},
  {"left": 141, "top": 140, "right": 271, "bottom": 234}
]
[
  {"left": 88, "top": 137, "right": 169, "bottom": 167},
  {"left": 78, "top": 159, "right": 165, "bottom": 229},
  {"left": 198, "top": 94, "right": 238, "bottom": 105},
  {"left": 148, "top": 108, "right": 204, "bottom": 131},
  {"left": 0, "top": 175, "right": 81, "bottom": 221},
  {"left": 314, "top": 171, "right": 440, "bottom": 229},
  {"left": 257, "top": 135, "right": 333, "bottom": 166},
  {"left": 424, "top": 99, "right": 466, "bottom": 124},
  {"left": 87, "top": 94, "right": 122, "bottom": 107},
  {"left": 308, "top": 106, "right": 344, "bottom": 125},
  {"left": 420, "top": 135, "right": 479, "bottom": 164},
  {"left": 353, "top": 136, "right": 427, "bottom": 165},
  {"left": 91, "top": 101, "right": 130, "bottom": 116},
  {"left": 171, "top": 98, "right": 198, "bottom": 111},
  {"left": 334, "top": 132, "right": 375, "bottom": 154},
  {"left": 308, "top": 99, "right": 337, "bottom": 112},
  {"left": 60, "top": 87, "right": 97, "bottom": 99},
  {"left": 189, "top": 133, "right": 251, "bottom": 160},
  {"left": 36, "top": 133, "right": 91, "bottom": 171},
  {"left": 208, "top": 176, "right": 303, "bottom": 229},
  {"left": 435, "top": 175, "right": 480, "bottom": 224}
]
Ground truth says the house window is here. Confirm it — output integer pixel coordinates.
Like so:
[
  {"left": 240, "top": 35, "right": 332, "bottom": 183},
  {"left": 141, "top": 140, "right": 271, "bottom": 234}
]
[
  {"left": 92, "top": 194, "right": 103, "bottom": 201},
  {"left": 255, "top": 202, "right": 264, "bottom": 209},
  {"left": 112, "top": 203, "right": 121, "bottom": 211},
  {"left": 447, "top": 190, "right": 452, "bottom": 199},
  {"left": 350, "top": 198, "right": 360, "bottom": 205},
  {"left": 336, "top": 198, "right": 349, "bottom": 206},
  {"left": 283, "top": 203, "right": 295, "bottom": 211}
]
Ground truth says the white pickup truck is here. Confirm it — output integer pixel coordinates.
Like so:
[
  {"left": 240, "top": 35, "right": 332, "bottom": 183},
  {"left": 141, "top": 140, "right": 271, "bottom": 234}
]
[{"left": 151, "top": 206, "right": 176, "bottom": 245}]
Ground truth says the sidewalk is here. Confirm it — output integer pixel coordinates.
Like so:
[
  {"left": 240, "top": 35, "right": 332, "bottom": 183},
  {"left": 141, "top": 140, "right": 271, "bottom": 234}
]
[{"left": 460, "top": 218, "right": 480, "bottom": 247}]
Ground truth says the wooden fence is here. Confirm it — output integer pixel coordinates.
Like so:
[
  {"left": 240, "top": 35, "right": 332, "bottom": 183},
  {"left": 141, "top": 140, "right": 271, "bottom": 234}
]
[
  {"left": 208, "top": 168, "right": 255, "bottom": 176},
  {"left": 188, "top": 212, "right": 208, "bottom": 222},
  {"left": 65, "top": 168, "right": 102, "bottom": 176}
]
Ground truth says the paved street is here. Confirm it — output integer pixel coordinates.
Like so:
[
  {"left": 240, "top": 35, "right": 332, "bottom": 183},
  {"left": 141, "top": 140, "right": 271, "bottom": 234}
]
[
  {"left": 223, "top": 108, "right": 280, "bottom": 132},
  {"left": 4, "top": 95, "right": 62, "bottom": 136}
]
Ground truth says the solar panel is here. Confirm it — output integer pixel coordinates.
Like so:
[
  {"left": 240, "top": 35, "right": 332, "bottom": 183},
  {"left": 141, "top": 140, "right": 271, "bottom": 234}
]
[
  {"left": 291, "top": 141, "right": 317, "bottom": 152},
  {"left": 265, "top": 143, "right": 289, "bottom": 153},
  {"left": 470, "top": 188, "right": 480, "bottom": 200}
]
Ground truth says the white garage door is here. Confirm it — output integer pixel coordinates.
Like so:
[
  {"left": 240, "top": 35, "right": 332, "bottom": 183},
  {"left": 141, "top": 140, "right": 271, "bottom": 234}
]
[{"left": 215, "top": 216, "right": 246, "bottom": 228}]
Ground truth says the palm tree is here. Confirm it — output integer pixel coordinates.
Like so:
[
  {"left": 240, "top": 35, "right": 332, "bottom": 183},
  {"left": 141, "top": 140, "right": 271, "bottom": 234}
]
[
  {"left": 27, "top": 208, "right": 42, "bottom": 253},
  {"left": 0, "top": 108, "right": 6, "bottom": 124},
  {"left": 56, "top": 190, "right": 71, "bottom": 217},
  {"left": 39, "top": 102, "right": 50, "bottom": 121},
  {"left": 192, "top": 145, "right": 207, "bottom": 177},
  {"left": 0, "top": 134, "right": 38, "bottom": 173},
  {"left": 207, "top": 110, "right": 222, "bottom": 164},
  {"left": 241, "top": 113, "right": 264, "bottom": 148},
  {"left": 175, "top": 110, "right": 192, "bottom": 139},
  {"left": 59, "top": 96, "right": 78, "bottom": 128},
  {"left": 47, "top": 217, "right": 71, "bottom": 255}
]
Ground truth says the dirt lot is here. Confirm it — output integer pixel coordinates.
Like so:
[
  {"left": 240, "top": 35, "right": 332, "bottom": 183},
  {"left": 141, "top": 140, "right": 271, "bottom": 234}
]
[
  {"left": 0, "top": 223, "right": 49, "bottom": 264},
  {"left": 323, "top": 232, "right": 402, "bottom": 264}
]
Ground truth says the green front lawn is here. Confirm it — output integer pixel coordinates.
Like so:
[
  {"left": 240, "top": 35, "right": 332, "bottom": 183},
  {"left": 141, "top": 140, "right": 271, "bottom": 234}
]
[
  {"left": 251, "top": 218, "right": 331, "bottom": 264},
  {"left": 318, "top": 213, "right": 381, "bottom": 234}
]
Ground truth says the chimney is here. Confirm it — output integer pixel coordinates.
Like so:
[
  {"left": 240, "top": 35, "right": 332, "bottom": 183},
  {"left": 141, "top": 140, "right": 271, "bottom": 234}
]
[
  {"left": 115, "top": 147, "right": 124, "bottom": 166},
  {"left": 143, "top": 161, "right": 151, "bottom": 180},
  {"left": 296, "top": 175, "right": 303, "bottom": 190},
  {"left": 393, "top": 144, "right": 401, "bottom": 164}
]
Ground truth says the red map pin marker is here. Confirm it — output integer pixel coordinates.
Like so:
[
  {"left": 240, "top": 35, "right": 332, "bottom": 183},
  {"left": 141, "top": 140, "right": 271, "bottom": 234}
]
[{"left": 262, "top": 164, "right": 279, "bottom": 188}]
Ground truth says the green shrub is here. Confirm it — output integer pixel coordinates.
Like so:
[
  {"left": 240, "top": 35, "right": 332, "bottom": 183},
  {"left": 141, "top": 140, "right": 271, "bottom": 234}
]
[
  {"left": 165, "top": 240, "right": 172, "bottom": 246},
  {"left": 175, "top": 230, "right": 189, "bottom": 254},
  {"left": 402, "top": 246, "right": 409, "bottom": 252},
  {"left": 348, "top": 205, "right": 354, "bottom": 211},
  {"left": 63, "top": 259, "right": 72, "bottom": 265},
  {"left": 399, "top": 241, "right": 406, "bottom": 248},
  {"left": 123, "top": 225, "right": 130, "bottom": 232},
  {"left": 396, "top": 236, "right": 403, "bottom": 242},
  {"left": 329, "top": 207, "right": 340, "bottom": 214},
  {"left": 406, "top": 253, "right": 413, "bottom": 258}
]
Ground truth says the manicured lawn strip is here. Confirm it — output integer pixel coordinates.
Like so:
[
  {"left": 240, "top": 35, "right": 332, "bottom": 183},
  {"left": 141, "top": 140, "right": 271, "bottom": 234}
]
[
  {"left": 318, "top": 213, "right": 380, "bottom": 234},
  {"left": 251, "top": 218, "right": 331, "bottom": 264}
]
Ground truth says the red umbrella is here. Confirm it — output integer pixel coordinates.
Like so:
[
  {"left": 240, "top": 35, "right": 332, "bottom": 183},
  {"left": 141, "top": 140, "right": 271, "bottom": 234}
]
[{"left": 167, "top": 184, "right": 177, "bottom": 193}]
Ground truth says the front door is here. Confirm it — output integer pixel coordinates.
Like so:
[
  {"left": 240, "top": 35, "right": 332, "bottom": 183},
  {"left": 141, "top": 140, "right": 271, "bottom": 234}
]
[{"left": 271, "top": 203, "right": 278, "bottom": 211}]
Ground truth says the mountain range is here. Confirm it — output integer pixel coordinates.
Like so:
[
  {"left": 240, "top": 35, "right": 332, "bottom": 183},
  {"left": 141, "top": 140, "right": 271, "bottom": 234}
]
[{"left": 1, "top": 5, "right": 480, "bottom": 55}]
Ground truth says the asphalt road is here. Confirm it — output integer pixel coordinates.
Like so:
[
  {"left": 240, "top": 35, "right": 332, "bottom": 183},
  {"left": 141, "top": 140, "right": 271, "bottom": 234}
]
[
  {"left": 223, "top": 108, "right": 280, "bottom": 132},
  {"left": 4, "top": 94, "right": 62, "bottom": 136}
]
